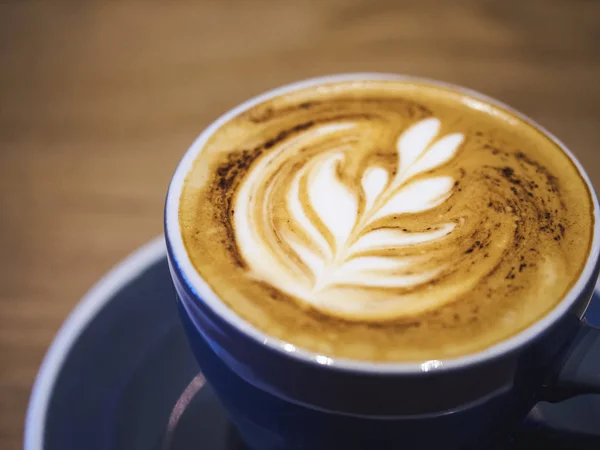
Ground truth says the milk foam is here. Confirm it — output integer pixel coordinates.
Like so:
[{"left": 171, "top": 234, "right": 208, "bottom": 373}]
[
  {"left": 233, "top": 118, "right": 471, "bottom": 319},
  {"left": 179, "top": 78, "right": 593, "bottom": 361}
]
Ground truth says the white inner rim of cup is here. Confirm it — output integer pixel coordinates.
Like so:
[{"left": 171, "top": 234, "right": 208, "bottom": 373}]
[{"left": 165, "top": 73, "right": 600, "bottom": 374}]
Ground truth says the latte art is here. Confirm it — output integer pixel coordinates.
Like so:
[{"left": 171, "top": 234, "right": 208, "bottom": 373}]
[
  {"left": 235, "top": 118, "right": 466, "bottom": 319},
  {"left": 179, "top": 79, "right": 593, "bottom": 362}
]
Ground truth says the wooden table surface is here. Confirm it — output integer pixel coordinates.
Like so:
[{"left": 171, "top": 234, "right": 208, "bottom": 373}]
[{"left": 1, "top": 1, "right": 599, "bottom": 448}]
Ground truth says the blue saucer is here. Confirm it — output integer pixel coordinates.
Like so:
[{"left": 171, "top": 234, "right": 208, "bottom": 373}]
[{"left": 24, "top": 238, "right": 600, "bottom": 450}]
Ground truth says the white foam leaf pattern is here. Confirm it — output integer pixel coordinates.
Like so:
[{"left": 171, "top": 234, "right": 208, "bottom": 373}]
[
  {"left": 287, "top": 237, "right": 325, "bottom": 276},
  {"left": 234, "top": 117, "right": 465, "bottom": 317},
  {"left": 289, "top": 118, "right": 463, "bottom": 290},
  {"left": 330, "top": 256, "right": 442, "bottom": 289},
  {"left": 400, "top": 133, "right": 464, "bottom": 182},
  {"left": 397, "top": 117, "right": 440, "bottom": 178},
  {"left": 370, "top": 176, "right": 455, "bottom": 222},
  {"left": 362, "top": 167, "right": 389, "bottom": 211},
  {"left": 288, "top": 169, "right": 332, "bottom": 259},
  {"left": 308, "top": 154, "right": 357, "bottom": 250},
  {"left": 351, "top": 223, "right": 456, "bottom": 255},
  {"left": 333, "top": 267, "right": 444, "bottom": 288}
]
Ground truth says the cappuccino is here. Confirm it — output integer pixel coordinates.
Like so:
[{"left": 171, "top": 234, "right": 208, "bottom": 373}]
[{"left": 179, "top": 79, "right": 593, "bottom": 362}]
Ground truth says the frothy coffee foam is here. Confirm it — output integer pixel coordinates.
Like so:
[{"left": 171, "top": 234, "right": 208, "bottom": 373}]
[
  {"left": 180, "top": 80, "right": 593, "bottom": 362},
  {"left": 235, "top": 117, "right": 466, "bottom": 319}
]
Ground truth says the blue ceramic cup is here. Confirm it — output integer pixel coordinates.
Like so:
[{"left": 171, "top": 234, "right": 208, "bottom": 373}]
[{"left": 165, "top": 74, "right": 600, "bottom": 450}]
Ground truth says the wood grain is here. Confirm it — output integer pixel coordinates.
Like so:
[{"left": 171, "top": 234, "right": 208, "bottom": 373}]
[{"left": 1, "top": 1, "right": 599, "bottom": 448}]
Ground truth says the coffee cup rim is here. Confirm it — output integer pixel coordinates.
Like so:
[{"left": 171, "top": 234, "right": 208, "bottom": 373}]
[{"left": 165, "top": 72, "right": 600, "bottom": 374}]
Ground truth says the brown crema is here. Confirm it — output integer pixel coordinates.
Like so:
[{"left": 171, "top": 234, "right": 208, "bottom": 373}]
[{"left": 179, "top": 80, "right": 593, "bottom": 362}]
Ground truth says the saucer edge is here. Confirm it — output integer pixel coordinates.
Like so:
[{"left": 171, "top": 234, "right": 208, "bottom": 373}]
[
  {"left": 24, "top": 236, "right": 167, "bottom": 450},
  {"left": 23, "top": 236, "right": 600, "bottom": 450}
]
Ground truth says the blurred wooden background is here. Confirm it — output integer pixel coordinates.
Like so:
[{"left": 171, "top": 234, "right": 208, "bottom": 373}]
[{"left": 1, "top": 1, "right": 599, "bottom": 448}]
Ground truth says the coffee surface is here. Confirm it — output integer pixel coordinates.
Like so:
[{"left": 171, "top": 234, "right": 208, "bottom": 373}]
[{"left": 179, "top": 79, "right": 593, "bottom": 362}]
